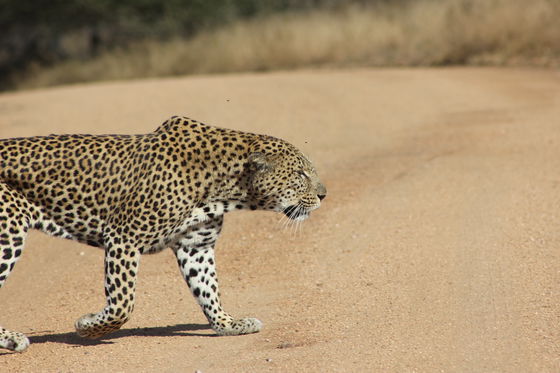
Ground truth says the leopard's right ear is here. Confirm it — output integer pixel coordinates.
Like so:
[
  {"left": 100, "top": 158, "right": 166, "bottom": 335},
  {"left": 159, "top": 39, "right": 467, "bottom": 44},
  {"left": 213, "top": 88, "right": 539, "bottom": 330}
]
[{"left": 247, "top": 152, "right": 273, "bottom": 172}]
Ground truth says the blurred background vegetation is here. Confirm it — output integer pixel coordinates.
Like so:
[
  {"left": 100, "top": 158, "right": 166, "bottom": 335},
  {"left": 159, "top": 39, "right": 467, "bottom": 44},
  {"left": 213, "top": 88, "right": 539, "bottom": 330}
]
[{"left": 1, "top": 0, "right": 558, "bottom": 91}]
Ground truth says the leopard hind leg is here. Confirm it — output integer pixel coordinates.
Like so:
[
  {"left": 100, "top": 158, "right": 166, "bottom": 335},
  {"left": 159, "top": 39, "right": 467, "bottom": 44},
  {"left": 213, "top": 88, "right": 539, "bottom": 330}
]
[{"left": 0, "top": 183, "right": 33, "bottom": 352}]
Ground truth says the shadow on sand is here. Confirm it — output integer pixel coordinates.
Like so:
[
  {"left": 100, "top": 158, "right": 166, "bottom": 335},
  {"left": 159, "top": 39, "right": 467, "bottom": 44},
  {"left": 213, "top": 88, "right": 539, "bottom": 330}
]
[{"left": 24, "top": 323, "right": 213, "bottom": 348}]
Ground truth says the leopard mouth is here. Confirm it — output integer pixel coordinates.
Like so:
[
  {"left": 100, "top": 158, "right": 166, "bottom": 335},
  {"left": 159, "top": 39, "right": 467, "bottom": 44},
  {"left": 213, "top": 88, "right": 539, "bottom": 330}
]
[{"left": 282, "top": 205, "right": 310, "bottom": 221}]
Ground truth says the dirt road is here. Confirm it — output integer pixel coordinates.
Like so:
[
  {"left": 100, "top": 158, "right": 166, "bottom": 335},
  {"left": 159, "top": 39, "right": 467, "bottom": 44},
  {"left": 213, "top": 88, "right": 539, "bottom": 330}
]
[{"left": 0, "top": 68, "right": 559, "bottom": 372}]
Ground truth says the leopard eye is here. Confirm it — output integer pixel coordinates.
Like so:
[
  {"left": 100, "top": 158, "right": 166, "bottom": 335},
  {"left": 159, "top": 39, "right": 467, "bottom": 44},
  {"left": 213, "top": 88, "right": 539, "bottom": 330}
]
[{"left": 297, "top": 170, "right": 309, "bottom": 180}]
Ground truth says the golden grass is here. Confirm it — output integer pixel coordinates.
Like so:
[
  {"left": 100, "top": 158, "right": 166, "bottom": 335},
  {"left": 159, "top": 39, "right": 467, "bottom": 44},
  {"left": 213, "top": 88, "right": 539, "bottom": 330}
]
[{"left": 17, "top": 0, "right": 560, "bottom": 90}]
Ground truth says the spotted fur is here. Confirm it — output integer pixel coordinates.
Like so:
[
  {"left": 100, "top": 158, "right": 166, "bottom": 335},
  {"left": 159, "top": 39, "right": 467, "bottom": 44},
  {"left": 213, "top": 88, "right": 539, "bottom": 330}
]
[{"left": 0, "top": 116, "right": 326, "bottom": 352}]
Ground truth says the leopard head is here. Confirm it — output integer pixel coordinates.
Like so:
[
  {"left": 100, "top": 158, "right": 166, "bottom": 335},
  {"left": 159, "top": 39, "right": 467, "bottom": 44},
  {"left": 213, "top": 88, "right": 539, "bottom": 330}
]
[{"left": 247, "top": 138, "right": 326, "bottom": 221}]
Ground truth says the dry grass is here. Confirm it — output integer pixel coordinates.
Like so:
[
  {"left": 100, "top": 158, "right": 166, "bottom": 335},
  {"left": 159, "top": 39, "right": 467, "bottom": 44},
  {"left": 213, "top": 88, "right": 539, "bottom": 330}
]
[{"left": 16, "top": 0, "right": 560, "bottom": 90}]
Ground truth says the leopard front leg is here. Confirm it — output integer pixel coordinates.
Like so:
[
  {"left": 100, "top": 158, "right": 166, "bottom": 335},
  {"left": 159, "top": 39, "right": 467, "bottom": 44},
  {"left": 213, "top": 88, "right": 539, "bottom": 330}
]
[
  {"left": 171, "top": 216, "right": 262, "bottom": 336},
  {"left": 75, "top": 241, "right": 140, "bottom": 339}
]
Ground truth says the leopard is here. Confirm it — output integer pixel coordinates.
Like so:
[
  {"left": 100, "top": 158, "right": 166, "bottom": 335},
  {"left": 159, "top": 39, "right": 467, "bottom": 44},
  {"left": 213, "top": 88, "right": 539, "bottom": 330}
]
[{"left": 0, "top": 115, "right": 326, "bottom": 352}]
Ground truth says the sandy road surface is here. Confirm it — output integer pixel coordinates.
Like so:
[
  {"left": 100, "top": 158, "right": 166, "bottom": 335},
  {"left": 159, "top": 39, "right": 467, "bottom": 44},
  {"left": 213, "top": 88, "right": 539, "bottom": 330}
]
[{"left": 0, "top": 68, "right": 559, "bottom": 372}]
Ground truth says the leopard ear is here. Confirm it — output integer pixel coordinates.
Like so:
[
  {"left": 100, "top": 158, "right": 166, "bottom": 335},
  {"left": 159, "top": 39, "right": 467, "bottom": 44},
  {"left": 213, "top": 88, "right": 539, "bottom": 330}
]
[{"left": 248, "top": 152, "right": 272, "bottom": 171}]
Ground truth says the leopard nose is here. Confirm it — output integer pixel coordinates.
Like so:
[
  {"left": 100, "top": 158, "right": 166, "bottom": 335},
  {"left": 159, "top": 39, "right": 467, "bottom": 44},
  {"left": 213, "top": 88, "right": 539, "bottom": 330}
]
[{"left": 317, "top": 183, "right": 327, "bottom": 201}]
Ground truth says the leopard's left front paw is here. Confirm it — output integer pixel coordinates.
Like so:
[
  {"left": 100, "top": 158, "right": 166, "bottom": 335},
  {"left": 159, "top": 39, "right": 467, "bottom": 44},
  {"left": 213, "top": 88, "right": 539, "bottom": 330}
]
[
  {"left": 75, "top": 312, "right": 126, "bottom": 339},
  {"left": 213, "top": 317, "right": 263, "bottom": 336},
  {"left": 75, "top": 313, "right": 105, "bottom": 339}
]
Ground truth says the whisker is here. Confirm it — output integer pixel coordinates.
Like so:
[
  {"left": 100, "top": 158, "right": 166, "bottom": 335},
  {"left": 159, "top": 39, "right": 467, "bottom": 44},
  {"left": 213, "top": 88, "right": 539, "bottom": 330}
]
[
  {"left": 275, "top": 202, "right": 309, "bottom": 237},
  {"left": 277, "top": 213, "right": 290, "bottom": 230},
  {"left": 279, "top": 208, "right": 294, "bottom": 231},
  {"left": 288, "top": 206, "right": 300, "bottom": 236},
  {"left": 291, "top": 205, "right": 304, "bottom": 237}
]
